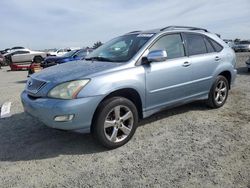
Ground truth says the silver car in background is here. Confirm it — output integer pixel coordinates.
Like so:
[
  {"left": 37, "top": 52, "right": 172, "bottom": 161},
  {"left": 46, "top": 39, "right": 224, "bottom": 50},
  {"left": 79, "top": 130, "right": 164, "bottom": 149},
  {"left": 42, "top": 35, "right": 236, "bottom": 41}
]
[
  {"left": 21, "top": 26, "right": 237, "bottom": 148},
  {"left": 233, "top": 40, "right": 250, "bottom": 52},
  {"left": 246, "top": 57, "right": 250, "bottom": 72}
]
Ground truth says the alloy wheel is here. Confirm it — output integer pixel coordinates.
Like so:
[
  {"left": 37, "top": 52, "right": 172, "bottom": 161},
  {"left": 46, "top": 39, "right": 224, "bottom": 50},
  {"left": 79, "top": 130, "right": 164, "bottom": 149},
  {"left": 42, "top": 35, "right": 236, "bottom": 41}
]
[
  {"left": 104, "top": 105, "right": 134, "bottom": 143},
  {"left": 214, "top": 80, "right": 227, "bottom": 104}
]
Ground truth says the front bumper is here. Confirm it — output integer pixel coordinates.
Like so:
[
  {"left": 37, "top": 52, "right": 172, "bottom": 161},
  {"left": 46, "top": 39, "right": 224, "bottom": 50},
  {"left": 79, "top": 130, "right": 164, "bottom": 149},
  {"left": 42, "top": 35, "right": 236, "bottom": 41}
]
[{"left": 21, "top": 91, "right": 103, "bottom": 132}]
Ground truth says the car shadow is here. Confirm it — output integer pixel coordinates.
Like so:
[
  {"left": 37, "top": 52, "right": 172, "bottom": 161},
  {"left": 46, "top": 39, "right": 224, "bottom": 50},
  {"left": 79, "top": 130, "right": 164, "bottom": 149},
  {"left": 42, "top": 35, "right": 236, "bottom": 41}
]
[
  {"left": 237, "top": 66, "right": 249, "bottom": 75},
  {"left": 15, "top": 80, "right": 27, "bottom": 84},
  {"left": 0, "top": 113, "right": 105, "bottom": 162},
  {"left": 7, "top": 69, "right": 28, "bottom": 72},
  {"left": 0, "top": 101, "right": 209, "bottom": 162}
]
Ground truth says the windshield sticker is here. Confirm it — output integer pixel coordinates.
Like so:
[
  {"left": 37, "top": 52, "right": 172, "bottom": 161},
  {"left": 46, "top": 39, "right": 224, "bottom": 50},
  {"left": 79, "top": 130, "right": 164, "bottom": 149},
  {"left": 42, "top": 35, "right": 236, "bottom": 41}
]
[{"left": 137, "top": 33, "right": 154, "bottom": 38}]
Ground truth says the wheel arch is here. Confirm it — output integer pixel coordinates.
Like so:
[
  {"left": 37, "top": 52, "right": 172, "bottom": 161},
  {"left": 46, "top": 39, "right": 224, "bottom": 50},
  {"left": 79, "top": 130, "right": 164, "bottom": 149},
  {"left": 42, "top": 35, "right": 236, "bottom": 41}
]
[
  {"left": 91, "top": 88, "right": 143, "bottom": 132},
  {"left": 218, "top": 70, "right": 231, "bottom": 89}
]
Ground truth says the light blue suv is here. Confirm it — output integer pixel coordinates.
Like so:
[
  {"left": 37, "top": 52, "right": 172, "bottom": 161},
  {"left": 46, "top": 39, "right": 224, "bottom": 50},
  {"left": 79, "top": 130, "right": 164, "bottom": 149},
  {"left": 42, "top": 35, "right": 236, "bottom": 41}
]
[{"left": 21, "top": 26, "right": 237, "bottom": 148}]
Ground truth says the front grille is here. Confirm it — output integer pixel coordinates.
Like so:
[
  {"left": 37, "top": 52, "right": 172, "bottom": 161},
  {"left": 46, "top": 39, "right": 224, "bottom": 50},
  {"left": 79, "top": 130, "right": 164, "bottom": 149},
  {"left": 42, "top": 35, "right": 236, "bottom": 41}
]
[{"left": 26, "top": 78, "right": 47, "bottom": 94}]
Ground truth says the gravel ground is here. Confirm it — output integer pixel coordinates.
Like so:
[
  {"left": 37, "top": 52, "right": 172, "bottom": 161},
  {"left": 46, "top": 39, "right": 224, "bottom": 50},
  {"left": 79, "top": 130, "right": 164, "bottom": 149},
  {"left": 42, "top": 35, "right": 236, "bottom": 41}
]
[{"left": 0, "top": 53, "right": 249, "bottom": 188}]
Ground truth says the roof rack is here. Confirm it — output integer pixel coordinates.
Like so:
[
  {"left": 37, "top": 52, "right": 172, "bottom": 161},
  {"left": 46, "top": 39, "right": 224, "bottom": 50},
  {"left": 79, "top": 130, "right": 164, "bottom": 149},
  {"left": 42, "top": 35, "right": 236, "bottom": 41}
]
[{"left": 160, "top": 26, "right": 209, "bottom": 32}]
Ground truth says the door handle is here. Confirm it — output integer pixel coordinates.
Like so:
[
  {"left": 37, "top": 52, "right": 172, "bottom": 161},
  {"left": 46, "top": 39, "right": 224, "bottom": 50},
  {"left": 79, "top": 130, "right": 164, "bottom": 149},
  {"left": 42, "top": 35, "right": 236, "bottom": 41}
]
[
  {"left": 182, "top": 61, "right": 191, "bottom": 67},
  {"left": 215, "top": 56, "right": 221, "bottom": 61}
]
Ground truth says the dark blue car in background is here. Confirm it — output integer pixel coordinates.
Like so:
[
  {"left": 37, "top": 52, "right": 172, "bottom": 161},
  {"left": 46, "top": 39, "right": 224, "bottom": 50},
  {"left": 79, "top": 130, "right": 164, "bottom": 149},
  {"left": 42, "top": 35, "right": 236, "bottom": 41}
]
[{"left": 41, "top": 48, "right": 92, "bottom": 68}]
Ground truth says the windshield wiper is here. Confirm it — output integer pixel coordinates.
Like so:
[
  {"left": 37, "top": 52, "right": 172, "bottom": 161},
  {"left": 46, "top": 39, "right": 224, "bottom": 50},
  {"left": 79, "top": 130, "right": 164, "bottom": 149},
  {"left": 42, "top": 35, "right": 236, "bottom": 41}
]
[{"left": 85, "top": 56, "right": 114, "bottom": 62}]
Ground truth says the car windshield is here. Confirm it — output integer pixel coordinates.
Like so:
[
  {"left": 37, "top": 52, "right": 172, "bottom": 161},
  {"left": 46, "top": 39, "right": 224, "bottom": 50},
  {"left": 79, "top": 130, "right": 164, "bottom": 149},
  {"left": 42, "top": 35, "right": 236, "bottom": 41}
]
[
  {"left": 85, "top": 33, "right": 154, "bottom": 62},
  {"left": 62, "top": 50, "right": 78, "bottom": 57}
]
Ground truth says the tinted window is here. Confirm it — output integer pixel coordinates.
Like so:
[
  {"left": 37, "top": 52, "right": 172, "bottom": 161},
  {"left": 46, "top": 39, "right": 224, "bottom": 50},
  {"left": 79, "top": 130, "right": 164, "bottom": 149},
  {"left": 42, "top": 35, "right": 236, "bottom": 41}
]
[
  {"left": 150, "top": 34, "right": 185, "bottom": 59},
  {"left": 209, "top": 39, "right": 223, "bottom": 52},
  {"left": 204, "top": 37, "right": 215, "bottom": 53},
  {"left": 185, "top": 33, "right": 207, "bottom": 56},
  {"left": 13, "top": 51, "right": 30, "bottom": 55},
  {"left": 11, "top": 47, "right": 25, "bottom": 50}
]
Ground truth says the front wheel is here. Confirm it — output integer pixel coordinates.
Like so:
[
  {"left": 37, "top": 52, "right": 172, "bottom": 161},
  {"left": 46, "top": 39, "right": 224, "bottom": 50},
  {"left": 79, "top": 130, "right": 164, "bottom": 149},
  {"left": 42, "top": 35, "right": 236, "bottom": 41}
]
[
  {"left": 33, "top": 56, "right": 43, "bottom": 64},
  {"left": 92, "top": 97, "right": 138, "bottom": 149},
  {"left": 207, "top": 75, "right": 229, "bottom": 108}
]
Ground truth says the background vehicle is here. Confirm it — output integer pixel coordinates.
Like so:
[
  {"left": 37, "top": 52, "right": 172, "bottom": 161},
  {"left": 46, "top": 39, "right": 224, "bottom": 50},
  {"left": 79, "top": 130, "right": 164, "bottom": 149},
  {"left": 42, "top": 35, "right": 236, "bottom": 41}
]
[
  {"left": 41, "top": 48, "right": 92, "bottom": 68},
  {"left": 223, "top": 39, "right": 234, "bottom": 48},
  {"left": 3, "top": 49, "right": 31, "bottom": 67},
  {"left": 233, "top": 40, "right": 250, "bottom": 52},
  {"left": 11, "top": 49, "right": 48, "bottom": 63},
  {"left": 9, "top": 49, "right": 49, "bottom": 71},
  {"left": 21, "top": 26, "right": 237, "bottom": 149},
  {"left": 0, "top": 48, "right": 10, "bottom": 55},
  {"left": 49, "top": 47, "right": 80, "bottom": 56},
  {"left": 0, "top": 54, "right": 4, "bottom": 67},
  {"left": 246, "top": 57, "right": 250, "bottom": 72}
]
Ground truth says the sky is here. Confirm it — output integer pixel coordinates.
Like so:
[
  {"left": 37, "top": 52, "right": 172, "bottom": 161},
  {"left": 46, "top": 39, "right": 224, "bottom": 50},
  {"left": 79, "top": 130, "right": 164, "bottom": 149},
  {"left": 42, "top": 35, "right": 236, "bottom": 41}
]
[{"left": 0, "top": 0, "right": 250, "bottom": 50}]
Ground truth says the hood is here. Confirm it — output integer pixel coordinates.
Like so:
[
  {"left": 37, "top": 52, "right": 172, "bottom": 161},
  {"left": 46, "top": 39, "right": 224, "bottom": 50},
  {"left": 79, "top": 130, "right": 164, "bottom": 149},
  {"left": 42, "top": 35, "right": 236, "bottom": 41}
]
[
  {"left": 33, "top": 60, "right": 123, "bottom": 83},
  {"left": 44, "top": 56, "right": 68, "bottom": 62}
]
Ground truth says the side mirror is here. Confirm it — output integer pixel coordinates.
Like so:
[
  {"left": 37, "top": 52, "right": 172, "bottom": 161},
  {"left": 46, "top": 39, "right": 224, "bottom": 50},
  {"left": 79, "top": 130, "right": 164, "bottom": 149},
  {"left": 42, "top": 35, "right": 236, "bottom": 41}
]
[{"left": 146, "top": 50, "right": 167, "bottom": 63}]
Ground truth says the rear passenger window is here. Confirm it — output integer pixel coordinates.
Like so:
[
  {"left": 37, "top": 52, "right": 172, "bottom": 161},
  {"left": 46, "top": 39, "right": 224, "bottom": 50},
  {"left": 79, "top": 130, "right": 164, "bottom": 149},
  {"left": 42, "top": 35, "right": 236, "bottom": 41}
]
[
  {"left": 209, "top": 39, "right": 223, "bottom": 52},
  {"left": 185, "top": 33, "right": 207, "bottom": 56},
  {"left": 204, "top": 37, "right": 215, "bottom": 53},
  {"left": 149, "top": 34, "right": 185, "bottom": 59}
]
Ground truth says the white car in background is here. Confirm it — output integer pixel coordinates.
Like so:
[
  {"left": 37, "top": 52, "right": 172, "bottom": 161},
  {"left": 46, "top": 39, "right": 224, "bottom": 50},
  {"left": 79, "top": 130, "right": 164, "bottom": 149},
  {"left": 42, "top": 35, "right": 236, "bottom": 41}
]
[
  {"left": 49, "top": 47, "right": 80, "bottom": 56},
  {"left": 6, "top": 49, "right": 50, "bottom": 71},
  {"left": 11, "top": 49, "right": 49, "bottom": 63}
]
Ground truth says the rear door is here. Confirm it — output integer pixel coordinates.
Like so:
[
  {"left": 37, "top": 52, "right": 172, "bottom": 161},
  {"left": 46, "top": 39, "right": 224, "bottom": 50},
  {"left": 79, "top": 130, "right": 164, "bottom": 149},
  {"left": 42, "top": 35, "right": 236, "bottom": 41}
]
[{"left": 182, "top": 33, "right": 222, "bottom": 95}]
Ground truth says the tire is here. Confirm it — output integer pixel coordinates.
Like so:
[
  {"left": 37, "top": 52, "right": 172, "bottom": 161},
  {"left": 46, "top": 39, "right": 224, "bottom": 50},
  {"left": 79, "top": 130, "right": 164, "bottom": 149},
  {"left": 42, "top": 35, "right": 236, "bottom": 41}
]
[
  {"left": 33, "top": 56, "right": 43, "bottom": 64},
  {"left": 207, "top": 75, "right": 229, "bottom": 108},
  {"left": 92, "top": 97, "right": 138, "bottom": 149},
  {"left": 248, "top": 68, "right": 250, "bottom": 72},
  {"left": 28, "top": 67, "right": 33, "bottom": 75}
]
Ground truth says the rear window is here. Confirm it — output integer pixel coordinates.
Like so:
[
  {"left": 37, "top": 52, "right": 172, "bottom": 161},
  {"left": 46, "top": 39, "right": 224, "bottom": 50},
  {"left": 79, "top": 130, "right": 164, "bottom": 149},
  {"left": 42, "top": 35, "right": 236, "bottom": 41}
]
[
  {"left": 209, "top": 38, "right": 223, "bottom": 52},
  {"left": 204, "top": 37, "right": 215, "bottom": 53},
  {"left": 185, "top": 33, "right": 207, "bottom": 56}
]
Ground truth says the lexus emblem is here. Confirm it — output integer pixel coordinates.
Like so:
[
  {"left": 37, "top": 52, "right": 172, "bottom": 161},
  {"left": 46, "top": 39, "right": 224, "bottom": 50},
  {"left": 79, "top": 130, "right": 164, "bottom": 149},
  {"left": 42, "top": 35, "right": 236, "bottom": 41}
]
[{"left": 28, "top": 80, "right": 33, "bottom": 87}]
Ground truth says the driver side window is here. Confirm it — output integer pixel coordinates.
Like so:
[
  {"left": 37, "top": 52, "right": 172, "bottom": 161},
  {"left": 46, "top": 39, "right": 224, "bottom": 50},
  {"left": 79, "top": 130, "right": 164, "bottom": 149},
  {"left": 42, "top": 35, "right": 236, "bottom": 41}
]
[{"left": 149, "top": 34, "right": 185, "bottom": 60}]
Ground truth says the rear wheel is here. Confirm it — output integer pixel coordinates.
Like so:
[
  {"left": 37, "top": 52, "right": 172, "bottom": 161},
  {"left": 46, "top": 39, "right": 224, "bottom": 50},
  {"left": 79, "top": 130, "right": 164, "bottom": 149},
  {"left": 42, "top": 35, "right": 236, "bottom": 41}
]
[
  {"left": 92, "top": 97, "right": 138, "bottom": 149},
  {"left": 248, "top": 68, "right": 250, "bottom": 72},
  {"left": 207, "top": 75, "right": 229, "bottom": 108}
]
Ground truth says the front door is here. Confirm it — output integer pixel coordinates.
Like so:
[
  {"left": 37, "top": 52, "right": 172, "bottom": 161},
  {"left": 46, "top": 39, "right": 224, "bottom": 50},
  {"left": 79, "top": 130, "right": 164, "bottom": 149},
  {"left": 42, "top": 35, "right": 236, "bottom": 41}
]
[{"left": 145, "top": 33, "right": 193, "bottom": 111}]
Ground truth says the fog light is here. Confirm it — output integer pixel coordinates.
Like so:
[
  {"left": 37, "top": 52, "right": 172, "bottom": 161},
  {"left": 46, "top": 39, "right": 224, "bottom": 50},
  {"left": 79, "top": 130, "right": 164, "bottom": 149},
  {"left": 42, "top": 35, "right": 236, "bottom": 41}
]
[{"left": 54, "top": 114, "right": 74, "bottom": 122}]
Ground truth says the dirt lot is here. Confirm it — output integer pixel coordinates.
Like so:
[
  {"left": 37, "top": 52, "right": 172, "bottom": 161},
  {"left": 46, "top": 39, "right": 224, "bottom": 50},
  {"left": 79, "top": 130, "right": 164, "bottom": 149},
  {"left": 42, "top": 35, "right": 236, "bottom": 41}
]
[{"left": 0, "top": 53, "right": 249, "bottom": 188}]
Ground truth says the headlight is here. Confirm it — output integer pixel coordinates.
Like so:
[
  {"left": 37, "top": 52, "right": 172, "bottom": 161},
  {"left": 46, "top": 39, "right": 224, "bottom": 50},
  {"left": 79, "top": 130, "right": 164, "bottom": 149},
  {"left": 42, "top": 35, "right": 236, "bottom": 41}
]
[{"left": 48, "top": 80, "right": 90, "bottom": 99}]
